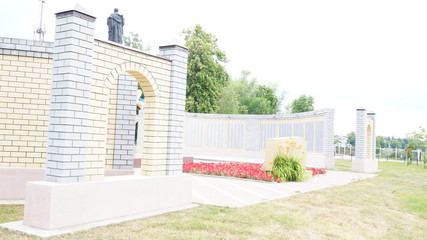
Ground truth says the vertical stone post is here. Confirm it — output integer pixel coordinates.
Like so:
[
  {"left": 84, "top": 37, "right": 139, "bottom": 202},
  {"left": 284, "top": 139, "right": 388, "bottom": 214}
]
[
  {"left": 367, "top": 112, "right": 376, "bottom": 160},
  {"left": 352, "top": 107, "right": 379, "bottom": 172},
  {"left": 355, "top": 108, "right": 367, "bottom": 161},
  {"left": 113, "top": 73, "right": 137, "bottom": 169},
  {"left": 159, "top": 45, "right": 188, "bottom": 175},
  {"left": 45, "top": 6, "right": 95, "bottom": 183},
  {"left": 323, "top": 109, "right": 335, "bottom": 169},
  {"left": 245, "top": 119, "right": 261, "bottom": 151}
]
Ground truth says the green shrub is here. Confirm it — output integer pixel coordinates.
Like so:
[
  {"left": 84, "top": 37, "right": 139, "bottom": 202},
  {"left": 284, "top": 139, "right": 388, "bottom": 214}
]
[
  {"left": 423, "top": 155, "right": 427, "bottom": 169},
  {"left": 271, "top": 153, "right": 306, "bottom": 182}
]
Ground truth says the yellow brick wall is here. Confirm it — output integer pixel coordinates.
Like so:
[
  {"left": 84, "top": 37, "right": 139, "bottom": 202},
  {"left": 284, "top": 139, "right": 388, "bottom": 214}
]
[
  {"left": 0, "top": 55, "right": 51, "bottom": 168},
  {"left": 0, "top": 40, "right": 175, "bottom": 178},
  {"left": 84, "top": 40, "right": 173, "bottom": 180}
]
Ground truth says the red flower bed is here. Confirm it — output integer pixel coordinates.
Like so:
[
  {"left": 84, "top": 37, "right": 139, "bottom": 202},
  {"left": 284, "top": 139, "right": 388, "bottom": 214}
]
[
  {"left": 183, "top": 162, "right": 326, "bottom": 183},
  {"left": 306, "top": 167, "right": 327, "bottom": 175}
]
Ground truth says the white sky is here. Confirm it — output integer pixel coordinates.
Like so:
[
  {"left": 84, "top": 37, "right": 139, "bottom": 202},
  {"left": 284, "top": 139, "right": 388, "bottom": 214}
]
[{"left": 1, "top": 0, "right": 426, "bottom": 138}]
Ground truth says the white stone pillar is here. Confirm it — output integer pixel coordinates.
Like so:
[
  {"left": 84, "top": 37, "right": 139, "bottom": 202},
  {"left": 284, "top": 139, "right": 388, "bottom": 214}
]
[
  {"left": 323, "top": 109, "right": 335, "bottom": 169},
  {"left": 245, "top": 119, "right": 261, "bottom": 151},
  {"left": 355, "top": 108, "right": 367, "bottom": 161},
  {"left": 159, "top": 45, "right": 188, "bottom": 175},
  {"left": 45, "top": 6, "right": 95, "bottom": 183},
  {"left": 112, "top": 73, "right": 137, "bottom": 169},
  {"left": 352, "top": 108, "right": 378, "bottom": 172}
]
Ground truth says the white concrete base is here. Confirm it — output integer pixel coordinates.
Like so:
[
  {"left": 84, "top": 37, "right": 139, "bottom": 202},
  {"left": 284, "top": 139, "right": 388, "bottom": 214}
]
[
  {"left": 0, "top": 168, "right": 44, "bottom": 200},
  {"left": 305, "top": 153, "right": 334, "bottom": 169},
  {"left": 0, "top": 168, "right": 137, "bottom": 200},
  {"left": 104, "top": 169, "right": 134, "bottom": 176},
  {"left": 0, "top": 200, "right": 24, "bottom": 205},
  {"left": 2, "top": 204, "right": 197, "bottom": 238},
  {"left": 324, "top": 157, "right": 336, "bottom": 170},
  {"left": 352, "top": 158, "right": 379, "bottom": 173},
  {"left": 23, "top": 174, "right": 192, "bottom": 230}
]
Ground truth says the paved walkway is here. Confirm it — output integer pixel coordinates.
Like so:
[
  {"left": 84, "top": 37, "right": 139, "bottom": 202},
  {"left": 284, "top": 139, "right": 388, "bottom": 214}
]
[
  {"left": 190, "top": 171, "right": 376, "bottom": 208},
  {"left": 184, "top": 148, "right": 377, "bottom": 207}
]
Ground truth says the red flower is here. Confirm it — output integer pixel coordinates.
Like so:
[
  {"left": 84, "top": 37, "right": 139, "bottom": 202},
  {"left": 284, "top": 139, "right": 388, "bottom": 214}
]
[{"left": 183, "top": 162, "right": 326, "bottom": 182}]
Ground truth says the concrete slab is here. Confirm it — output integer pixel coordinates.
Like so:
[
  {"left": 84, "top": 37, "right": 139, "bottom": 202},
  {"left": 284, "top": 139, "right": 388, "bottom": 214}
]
[
  {"left": 0, "top": 204, "right": 198, "bottom": 239},
  {"left": 24, "top": 175, "right": 192, "bottom": 229},
  {"left": 189, "top": 170, "right": 376, "bottom": 208},
  {"left": 0, "top": 200, "right": 24, "bottom": 205}
]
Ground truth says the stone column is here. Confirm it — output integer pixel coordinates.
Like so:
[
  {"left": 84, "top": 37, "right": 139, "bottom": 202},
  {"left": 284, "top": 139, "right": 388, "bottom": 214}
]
[
  {"left": 159, "top": 45, "right": 188, "bottom": 175},
  {"left": 245, "top": 119, "right": 261, "bottom": 151},
  {"left": 112, "top": 73, "right": 137, "bottom": 169},
  {"left": 323, "top": 109, "right": 335, "bottom": 169},
  {"left": 355, "top": 108, "right": 367, "bottom": 161},
  {"left": 45, "top": 6, "right": 95, "bottom": 183}
]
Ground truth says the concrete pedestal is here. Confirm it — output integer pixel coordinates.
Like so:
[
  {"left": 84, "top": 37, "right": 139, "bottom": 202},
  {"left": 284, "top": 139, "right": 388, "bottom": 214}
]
[
  {"left": 352, "top": 158, "right": 378, "bottom": 173},
  {"left": 23, "top": 175, "right": 192, "bottom": 230},
  {"left": 0, "top": 168, "right": 44, "bottom": 200},
  {"left": 261, "top": 137, "right": 307, "bottom": 171}
]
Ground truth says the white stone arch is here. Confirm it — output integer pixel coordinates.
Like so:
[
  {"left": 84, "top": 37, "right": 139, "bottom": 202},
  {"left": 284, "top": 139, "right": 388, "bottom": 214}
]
[
  {"left": 103, "top": 61, "right": 160, "bottom": 97},
  {"left": 102, "top": 62, "right": 161, "bottom": 171},
  {"left": 352, "top": 108, "right": 378, "bottom": 172}
]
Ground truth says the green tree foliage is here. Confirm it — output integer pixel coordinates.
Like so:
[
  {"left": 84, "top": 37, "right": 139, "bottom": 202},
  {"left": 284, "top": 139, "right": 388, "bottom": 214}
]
[
  {"left": 376, "top": 136, "right": 386, "bottom": 148},
  {"left": 346, "top": 131, "right": 355, "bottom": 147},
  {"left": 406, "top": 127, "right": 427, "bottom": 155},
  {"left": 123, "top": 32, "right": 150, "bottom": 51},
  {"left": 347, "top": 132, "right": 413, "bottom": 150},
  {"left": 183, "top": 25, "right": 230, "bottom": 113},
  {"left": 215, "top": 86, "right": 240, "bottom": 114},
  {"left": 255, "top": 85, "right": 280, "bottom": 114},
  {"left": 389, "top": 139, "right": 402, "bottom": 149},
  {"left": 287, "top": 95, "right": 314, "bottom": 113},
  {"left": 215, "top": 71, "right": 282, "bottom": 114}
]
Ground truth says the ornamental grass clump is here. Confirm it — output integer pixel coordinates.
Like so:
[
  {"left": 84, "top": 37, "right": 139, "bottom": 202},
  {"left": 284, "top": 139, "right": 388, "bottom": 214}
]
[{"left": 271, "top": 153, "right": 306, "bottom": 182}]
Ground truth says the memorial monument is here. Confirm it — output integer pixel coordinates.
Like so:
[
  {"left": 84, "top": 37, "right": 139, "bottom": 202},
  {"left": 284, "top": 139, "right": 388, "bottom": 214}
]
[{"left": 107, "top": 8, "right": 124, "bottom": 44}]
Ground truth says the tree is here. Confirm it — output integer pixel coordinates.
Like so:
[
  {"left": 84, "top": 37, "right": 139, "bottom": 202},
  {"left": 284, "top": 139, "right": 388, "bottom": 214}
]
[
  {"left": 255, "top": 85, "right": 281, "bottom": 114},
  {"left": 389, "top": 139, "right": 402, "bottom": 149},
  {"left": 346, "top": 131, "right": 356, "bottom": 147},
  {"left": 215, "top": 86, "right": 240, "bottom": 114},
  {"left": 215, "top": 71, "right": 282, "bottom": 114},
  {"left": 376, "top": 136, "right": 386, "bottom": 148},
  {"left": 183, "top": 25, "right": 230, "bottom": 113},
  {"left": 123, "top": 32, "right": 150, "bottom": 51},
  {"left": 406, "top": 127, "right": 426, "bottom": 151},
  {"left": 286, "top": 95, "right": 314, "bottom": 113}
]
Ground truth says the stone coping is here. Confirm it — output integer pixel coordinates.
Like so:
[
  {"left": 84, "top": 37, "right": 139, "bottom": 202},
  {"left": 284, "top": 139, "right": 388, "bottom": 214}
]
[
  {"left": 185, "top": 108, "right": 335, "bottom": 120},
  {"left": 0, "top": 37, "right": 53, "bottom": 58},
  {"left": 0, "top": 36, "right": 182, "bottom": 62}
]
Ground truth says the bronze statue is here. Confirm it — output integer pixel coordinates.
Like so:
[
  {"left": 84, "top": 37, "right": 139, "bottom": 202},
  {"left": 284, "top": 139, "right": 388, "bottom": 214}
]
[{"left": 107, "top": 8, "right": 124, "bottom": 44}]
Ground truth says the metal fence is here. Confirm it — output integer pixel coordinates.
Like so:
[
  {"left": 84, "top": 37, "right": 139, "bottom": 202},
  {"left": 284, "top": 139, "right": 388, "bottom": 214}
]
[{"left": 335, "top": 145, "right": 426, "bottom": 164}]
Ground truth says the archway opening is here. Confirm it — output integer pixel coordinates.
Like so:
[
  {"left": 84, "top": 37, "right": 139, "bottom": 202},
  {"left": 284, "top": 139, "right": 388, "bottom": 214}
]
[
  {"left": 366, "top": 124, "right": 373, "bottom": 160},
  {"left": 105, "top": 69, "right": 155, "bottom": 171}
]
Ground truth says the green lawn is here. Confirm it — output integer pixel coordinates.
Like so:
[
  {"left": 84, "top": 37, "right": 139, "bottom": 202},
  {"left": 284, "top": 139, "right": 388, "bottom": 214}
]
[{"left": 1, "top": 161, "right": 426, "bottom": 240}]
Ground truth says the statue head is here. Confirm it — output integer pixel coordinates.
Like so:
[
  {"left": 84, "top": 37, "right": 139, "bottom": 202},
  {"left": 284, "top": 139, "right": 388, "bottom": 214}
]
[{"left": 114, "top": 8, "right": 119, "bottom": 13}]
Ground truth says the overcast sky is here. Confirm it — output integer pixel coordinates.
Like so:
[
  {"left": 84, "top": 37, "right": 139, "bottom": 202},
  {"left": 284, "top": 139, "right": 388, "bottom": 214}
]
[{"left": 1, "top": 0, "right": 426, "bottom": 138}]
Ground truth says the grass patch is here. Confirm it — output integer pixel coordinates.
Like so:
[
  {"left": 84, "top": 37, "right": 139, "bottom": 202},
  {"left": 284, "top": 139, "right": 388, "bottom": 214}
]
[
  {"left": 398, "top": 193, "right": 427, "bottom": 219},
  {"left": 0, "top": 161, "right": 426, "bottom": 240},
  {"left": 334, "top": 159, "right": 352, "bottom": 171},
  {"left": 0, "top": 204, "right": 24, "bottom": 223}
]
